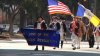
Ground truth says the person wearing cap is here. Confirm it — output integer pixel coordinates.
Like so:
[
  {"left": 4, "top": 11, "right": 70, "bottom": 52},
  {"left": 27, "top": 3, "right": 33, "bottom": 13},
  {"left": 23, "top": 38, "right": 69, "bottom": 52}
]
[{"left": 94, "top": 25, "right": 100, "bottom": 49}]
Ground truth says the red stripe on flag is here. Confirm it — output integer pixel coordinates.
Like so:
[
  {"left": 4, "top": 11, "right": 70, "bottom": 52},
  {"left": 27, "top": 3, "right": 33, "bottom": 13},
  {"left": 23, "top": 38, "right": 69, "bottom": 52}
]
[{"left": 48, "top": 1, "right": 72, "bottom": 15}]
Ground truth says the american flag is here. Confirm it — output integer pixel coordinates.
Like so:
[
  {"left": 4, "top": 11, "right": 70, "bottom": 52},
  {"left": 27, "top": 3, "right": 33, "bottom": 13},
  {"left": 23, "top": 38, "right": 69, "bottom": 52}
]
[{"left": 48, "top": 0, "right": 72, "bottom": 15}]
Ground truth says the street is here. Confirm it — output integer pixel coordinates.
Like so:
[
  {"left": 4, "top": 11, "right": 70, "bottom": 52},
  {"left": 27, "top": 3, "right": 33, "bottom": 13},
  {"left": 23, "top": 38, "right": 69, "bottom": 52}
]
[
  {"left": 0, "top": 49, "right": 100, "bottom": 56},
  {"left": 0, "top": 0, "right": 100, "bottom": 56},
  {"left": 0, "top": 39, "right": 100, "bottom": 56}
]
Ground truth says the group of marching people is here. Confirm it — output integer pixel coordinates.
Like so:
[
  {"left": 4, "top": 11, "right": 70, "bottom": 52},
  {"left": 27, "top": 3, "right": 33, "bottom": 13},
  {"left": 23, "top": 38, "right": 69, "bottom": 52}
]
[
  {"left": 70, "top": 16, "right": 100, "bottom": 50},
  {"left": 33, "top": 16, "right": 100, "bottom": 51},
  {"left": 33, "top": 16, "right": 66, "bottom": 51}
]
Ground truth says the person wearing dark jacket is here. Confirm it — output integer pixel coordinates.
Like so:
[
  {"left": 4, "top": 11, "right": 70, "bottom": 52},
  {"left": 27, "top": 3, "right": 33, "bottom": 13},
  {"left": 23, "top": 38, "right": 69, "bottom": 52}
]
[
  {"left": 59, "top": 20, "right": 67, "bottom": 49},
  {"left": 49, "top": 16, "right": 60, "bottom": 31},
  {"left": 87, "top": 23, "right": 94, "bottom": 48},
  {"left": 34, "top": 17, "right": 47, "bottom": 51},
  {"left": 49, "top": 16, "right": 60, "bottom": 49},
  {"left": 49, "top": 16, "right": 67, "bottom": 49}
]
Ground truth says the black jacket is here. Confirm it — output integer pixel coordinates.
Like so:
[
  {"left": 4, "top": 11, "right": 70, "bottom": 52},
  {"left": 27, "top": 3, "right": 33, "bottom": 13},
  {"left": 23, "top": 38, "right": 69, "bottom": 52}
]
[{"left": 34, "top": 21, "right": 47, "bottom": 30}]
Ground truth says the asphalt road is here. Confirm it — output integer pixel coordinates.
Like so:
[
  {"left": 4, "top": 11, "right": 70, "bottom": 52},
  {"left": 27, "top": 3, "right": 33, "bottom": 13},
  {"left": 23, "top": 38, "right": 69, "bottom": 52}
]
[
  {"left": 0, "top": 39, "right": 100, "bottom": 56},
  {"left": 0, "top": 49, "right": 100, "bottom": 56}
]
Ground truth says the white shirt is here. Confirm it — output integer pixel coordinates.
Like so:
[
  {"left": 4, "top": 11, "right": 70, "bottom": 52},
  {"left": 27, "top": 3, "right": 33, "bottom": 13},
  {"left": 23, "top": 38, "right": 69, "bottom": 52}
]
[{"left": 37, "top": 23, "right": 41, "bottom": 29}]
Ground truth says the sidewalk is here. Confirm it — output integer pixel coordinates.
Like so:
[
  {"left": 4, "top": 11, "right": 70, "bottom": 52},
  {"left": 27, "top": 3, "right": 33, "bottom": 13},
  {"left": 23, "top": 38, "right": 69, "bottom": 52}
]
[{"left": 0, "top": 38, "right": 100, "bottom": 54}]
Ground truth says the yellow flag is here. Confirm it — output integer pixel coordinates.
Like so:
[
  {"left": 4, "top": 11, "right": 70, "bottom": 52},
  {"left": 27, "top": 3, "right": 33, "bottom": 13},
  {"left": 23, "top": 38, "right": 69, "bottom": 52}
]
[
  {"left": 84, "top": 9, "right": 100, "bottom": 27},
  {"left": 90, "top": 15, "right": 100, "bottom": 27}
]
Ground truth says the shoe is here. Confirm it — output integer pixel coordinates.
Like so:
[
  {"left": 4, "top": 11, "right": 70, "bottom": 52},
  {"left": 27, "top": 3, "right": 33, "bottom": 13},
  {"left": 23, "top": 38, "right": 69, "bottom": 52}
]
[
  {"left": 53, "top": 47, "right": 56, "bottom": 49},
  {"left": 96, "top": 47, "right": 99, "bottom": 49},
  {"left": 42, "top": 46, "right": 44, "bottom": 50},
  {"left": 42, "top": 48, "right": 44, "bottom": 50},
  {"left": 61, "top": 46, "right": 63, "bottom": 49},
  {"left": 73, "top": 47, "right": 76, "bottom": 50},
  {"left": 89, "top": 46, "right": 93, "bottom": 48},
  {"left": 72, "top": 44, "right": 74, "bottom": 47},
  {"left": 91, "top": 46, "right": 93, "bottom": 48},
  {"left": 91, "top": 47, "right": 93, "bottom": 48},
  {"left": 91, "top": 45, "right": 94, "bottom": 48},
  {"left": 34, "top": 48, "right": 38, "bottom": 51}
]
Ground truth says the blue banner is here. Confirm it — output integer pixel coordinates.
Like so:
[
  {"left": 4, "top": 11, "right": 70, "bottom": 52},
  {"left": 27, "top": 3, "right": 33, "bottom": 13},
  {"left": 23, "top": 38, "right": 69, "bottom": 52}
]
[{"left": 21, "top": 28, "right": 60, "bottom": 47}]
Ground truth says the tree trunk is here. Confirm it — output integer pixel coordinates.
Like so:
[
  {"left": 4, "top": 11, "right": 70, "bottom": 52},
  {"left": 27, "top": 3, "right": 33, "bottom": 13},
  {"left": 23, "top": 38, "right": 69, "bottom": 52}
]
[
  {"left": 8, "top": 15, "right": 14, "bottom": 36},
  {"left": 1, "top": 9, "right": 3, "bottom": 24},
  {"left": 19, "top": 8, "right": 26, "bottom": 29},
  {"left": 5, "top": 9, "right": 8, "bottom": 24}
]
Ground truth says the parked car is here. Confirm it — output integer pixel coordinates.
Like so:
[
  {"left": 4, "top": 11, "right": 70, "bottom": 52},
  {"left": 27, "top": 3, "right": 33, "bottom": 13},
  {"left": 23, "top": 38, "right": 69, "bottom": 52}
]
[
  {"left": 25, "top": 25, "right": 34, "bottom": 29},
  {"left": 13, "top": 25, "right": 19, "bottom": 33},
  {"left": 0, "top": 24, "right": 19, "bottom": 33}
]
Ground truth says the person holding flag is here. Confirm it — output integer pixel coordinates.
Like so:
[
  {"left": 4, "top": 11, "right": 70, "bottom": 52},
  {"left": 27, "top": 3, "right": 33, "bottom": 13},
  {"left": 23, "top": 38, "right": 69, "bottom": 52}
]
[
  {"left": 76, "top": 3, "right": 100, "bottom": 27},
  {"left": 48, "top": 0, "right": 72, "bottom": 49},
  {"left": 76, "top": 3, "right": 100, "bottom": 48}
]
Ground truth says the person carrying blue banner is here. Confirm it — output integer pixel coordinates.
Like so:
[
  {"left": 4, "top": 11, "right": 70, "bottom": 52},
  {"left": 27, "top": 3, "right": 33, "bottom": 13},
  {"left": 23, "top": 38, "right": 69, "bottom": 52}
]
[
  {"left": 49, "top": 16, "right": 60, "bottom": 31},
  {"left": 33, "top": 17, "right": 47, "bottom": 51},
  {"left": 49, "top": 16, "right": 66, "bottom": 49},
  {"left": 49, "top": 16, "right": 60, "bottom": 49}
]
